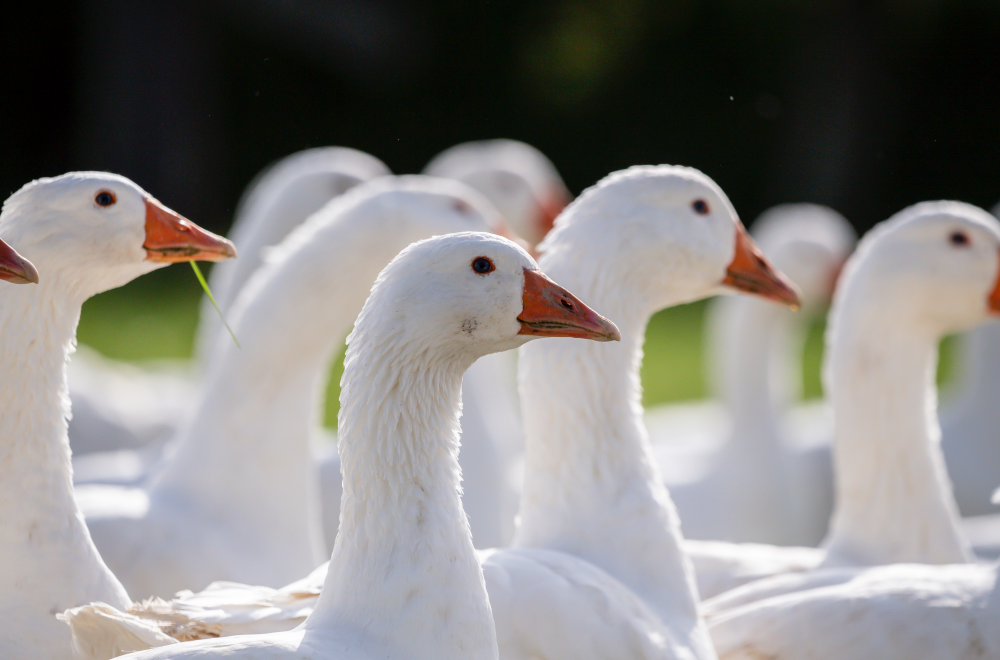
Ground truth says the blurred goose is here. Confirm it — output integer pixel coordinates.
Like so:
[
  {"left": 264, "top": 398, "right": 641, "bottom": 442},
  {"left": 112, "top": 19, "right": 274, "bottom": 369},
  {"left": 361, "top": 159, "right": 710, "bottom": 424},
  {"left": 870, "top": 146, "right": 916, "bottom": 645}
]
[
  {"left": 68, "top": 147, "right": 389, "bottom": 460},
  {"left": 424, "top": 139, "right": 571, "bottom": 249},
  {"left": 0, "top": 172, "right": 235, "bottom": 660},
  {"left": 652, "top": 204, "right": 855, "bottom": 546},
  {"left": 76, "top": 176, "right": 502, "bottom": 599},
  {"left": 695, "top": 202, "right": 997, "bottom": 615},
  {"left": 73, "top": 232, "right": 618, "bottom": 660}
]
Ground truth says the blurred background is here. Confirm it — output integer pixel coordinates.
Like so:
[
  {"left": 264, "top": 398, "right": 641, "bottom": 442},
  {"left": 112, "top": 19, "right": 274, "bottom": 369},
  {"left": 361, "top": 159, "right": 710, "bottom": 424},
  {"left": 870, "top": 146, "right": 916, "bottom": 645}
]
[{"left": 3, "top": 0, "right": 998, "bottom": 420}]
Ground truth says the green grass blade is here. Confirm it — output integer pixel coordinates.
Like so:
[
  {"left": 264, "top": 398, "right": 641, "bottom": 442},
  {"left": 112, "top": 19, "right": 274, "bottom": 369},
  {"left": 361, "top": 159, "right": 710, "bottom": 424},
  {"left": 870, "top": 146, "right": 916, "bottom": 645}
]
[{"left": 190, "top": 261, "right": 240, "bottom": 349}]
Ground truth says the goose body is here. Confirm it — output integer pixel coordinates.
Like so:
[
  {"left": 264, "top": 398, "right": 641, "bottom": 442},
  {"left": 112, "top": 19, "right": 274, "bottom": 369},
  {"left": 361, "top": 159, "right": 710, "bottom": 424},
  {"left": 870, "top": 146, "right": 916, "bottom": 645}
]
[
  {"left": 67, "top": 147, "right": 390, "bottom": 461},
  {"left": 654, "top": 204, "right": 855, "bottom": 547},
  {"left": 0, "top": 172, "right": 234, "bottom": 660},
  {"left": 706, "top": 561, "right": 1000, "bottom": 660},
  {"left": 102, "top": 232, "right": 618, "bottom": 660},
  {"left": 77, "top": 176, "right": 501, "bottom": 599}
]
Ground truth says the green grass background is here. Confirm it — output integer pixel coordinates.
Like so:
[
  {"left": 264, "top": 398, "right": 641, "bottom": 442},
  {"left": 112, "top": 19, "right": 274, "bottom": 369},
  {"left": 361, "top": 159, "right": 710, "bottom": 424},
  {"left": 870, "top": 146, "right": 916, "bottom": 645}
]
[{"left": 76, "top": 264, "right": 953, "bottom": 429}]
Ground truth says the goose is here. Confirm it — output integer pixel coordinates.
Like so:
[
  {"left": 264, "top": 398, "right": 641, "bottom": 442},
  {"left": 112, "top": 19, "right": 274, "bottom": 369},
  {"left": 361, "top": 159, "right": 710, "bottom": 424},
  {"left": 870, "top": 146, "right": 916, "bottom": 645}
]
[
  {"left": 67, "top": 147, "right": 390, "bottom": 460},
  {"left": 424, "top": 139, "right": 572, "bottom": 249},
  {"left": 479, "top": 165, "right": 800, "bottom": 658},
  {"left": 59, "top": 164, "right": 797, "bottom": 660},
  {"left": 0, "top": 171, "right": 235, "bottom": 660},
  {"left": 651, "top": 204, "right": 855, "bottom": 547},
  {"left": 79, "top": 231, "right": 619, "bottom": 660},
  {"left": 694, "top": 201, "right": 999, "bottom": 621},
  {"left": 0, "top": 235, "right": 38, "bottom": 284},
  {"left": 76, "top": 175, "right": 504, "bottom": 599}
]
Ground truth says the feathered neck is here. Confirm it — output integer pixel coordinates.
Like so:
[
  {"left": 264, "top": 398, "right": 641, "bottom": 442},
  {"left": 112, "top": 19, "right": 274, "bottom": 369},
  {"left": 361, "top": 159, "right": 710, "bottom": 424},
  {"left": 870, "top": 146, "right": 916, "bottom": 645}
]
[
  {"left": 308, "top": 312, "right": 498, "bottom": 660},
  {"left": 0, "top": 275, "right": 130, "bottom": 639},
  {"left": 710, "top": 294, "right": 799, "bottom": 450},
  {"left": 822, "top": 297, "right": 970, "bottom": 566},
  {"left": 150, "top": 218, "right": 405, "bottom": 573},
  {"left": 514, "top": 235, "right": 704, "bottom": 623}
]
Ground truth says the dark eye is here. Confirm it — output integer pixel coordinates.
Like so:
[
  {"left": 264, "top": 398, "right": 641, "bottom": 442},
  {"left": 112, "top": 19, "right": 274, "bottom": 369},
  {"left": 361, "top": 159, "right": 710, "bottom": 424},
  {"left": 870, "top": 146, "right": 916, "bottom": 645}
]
[
  {"left": 950, "top": 231, "right": 970, "bottom": 247},
  {"left": 471, "top": 257, "right": 495, "bottom": 274},
  {"left": 692, "top": 199, "right": 710, "bottom": 215},
  {"left": 453, "top": 199, "right": 474, "bottom": 215},
  {"left": 95, "top": 191, "right": 117, "bottom": 207}
]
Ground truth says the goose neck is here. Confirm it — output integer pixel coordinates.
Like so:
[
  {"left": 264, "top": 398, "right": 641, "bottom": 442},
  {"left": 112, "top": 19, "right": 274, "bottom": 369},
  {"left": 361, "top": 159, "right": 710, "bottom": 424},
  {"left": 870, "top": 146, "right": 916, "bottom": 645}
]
[
  {"left": 514, "top": 266, "right": 702, "bottom": 621},
  {"left": 0, "top": 280, "right": 129, "bottom": 608},
  {"left": 309, "top": 340, "right": 497, "bottom": 660},
  {"left": 823, "top": 317, "right": 970, "bottom": 566}
]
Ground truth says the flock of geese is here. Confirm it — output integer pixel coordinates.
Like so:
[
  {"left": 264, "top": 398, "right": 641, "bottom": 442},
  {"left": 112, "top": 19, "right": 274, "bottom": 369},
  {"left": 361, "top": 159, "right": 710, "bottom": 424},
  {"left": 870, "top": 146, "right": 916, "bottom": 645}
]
[{"left": 1, "top": 139, "right": 999, "bottom": 660}]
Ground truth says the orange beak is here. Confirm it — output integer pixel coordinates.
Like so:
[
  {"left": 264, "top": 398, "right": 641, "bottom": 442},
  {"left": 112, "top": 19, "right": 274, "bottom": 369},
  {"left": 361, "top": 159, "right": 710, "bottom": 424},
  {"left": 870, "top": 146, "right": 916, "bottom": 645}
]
[
  {"left": 723, "top": 223, "right": 801, "bottom": 309},
  {"left": 517, "top": 268, "right": 621, "bottom": 342},
  {"left": 987, "top": 249, "right": 1000, "bottom": 315},
  {"left": 143, "top": 197, "right": 237, "bottom": 263},
  {"left": 0, "top": 237, "right": 39, "bottom": 284}
]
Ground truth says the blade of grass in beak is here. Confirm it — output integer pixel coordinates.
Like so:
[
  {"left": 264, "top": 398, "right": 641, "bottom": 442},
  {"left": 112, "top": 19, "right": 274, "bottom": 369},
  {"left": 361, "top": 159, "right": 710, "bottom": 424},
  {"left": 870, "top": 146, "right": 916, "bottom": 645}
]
[{"left": 190, "top": 261, "right": 240, "bottom": 349}]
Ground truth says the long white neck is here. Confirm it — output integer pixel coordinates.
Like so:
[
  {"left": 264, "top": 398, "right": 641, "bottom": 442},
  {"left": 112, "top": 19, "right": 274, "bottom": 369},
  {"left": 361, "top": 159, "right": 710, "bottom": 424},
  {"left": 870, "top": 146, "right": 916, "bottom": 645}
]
[
  {"left": 709, "top": 295, "right": 799, "bottom": 450},
  {"left": 309, "top": 334, "right": 497, "bottom": 660},
  {"left": 0, "top": 275, "right": 130, "bottom": 654},
  {"left": 151, "top": 223, "right": 395, "bottom": 570},
  {"left": 514, "top": 246, "right": 703, "bottom": 624},
  {"left": 822, "top": 306, "right": 970, "bottom": 566}
]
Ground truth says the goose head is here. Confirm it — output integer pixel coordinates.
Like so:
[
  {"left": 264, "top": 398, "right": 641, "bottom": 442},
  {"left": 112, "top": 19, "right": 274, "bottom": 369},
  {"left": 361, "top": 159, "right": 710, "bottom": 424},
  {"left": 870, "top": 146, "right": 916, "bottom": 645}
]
[
  {"left": 0, "top": 172, "right": 234, "bottom": 298},
  {"left": 424, "top": 139, "right": 572, "bottom": 248},
  {"left": 357, "top": 232, "right": 619, "bottom": 367},
  {"left": 834, "top": 201, "right": 1000, "bottom": 336},
  {"left": 0, "top": 237, "right": 38, "bottom": 284},
  {"left": 539, "top": 165, "right": 801, "bottom": 316},
  {"left": 750, "top": 204, "right": 857, "bottom": 311}
]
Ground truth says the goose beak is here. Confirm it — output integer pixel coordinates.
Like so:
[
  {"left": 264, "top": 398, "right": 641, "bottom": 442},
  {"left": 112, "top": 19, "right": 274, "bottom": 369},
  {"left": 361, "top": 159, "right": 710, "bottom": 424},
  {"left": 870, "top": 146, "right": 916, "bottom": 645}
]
[
  {"left": 143, "top": 197, "right": 237, "bottom": 263},
  {"left": 0, "top": 238, "right": 39, "bottom": 284},
  {"left": 723, "top": 223, "right": 802, "bottom": 310},
  {"left": 517, "top": 268, "right": 621, "bottom": 342},
  {"left": 987, "top": 250, "right": 1000, "bottom": 315}
]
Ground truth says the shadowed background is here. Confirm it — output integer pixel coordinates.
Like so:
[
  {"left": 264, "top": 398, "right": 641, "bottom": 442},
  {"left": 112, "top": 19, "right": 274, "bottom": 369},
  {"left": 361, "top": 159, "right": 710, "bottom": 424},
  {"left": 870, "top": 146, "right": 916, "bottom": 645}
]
[{"left": 2, "top": 0, "right": 995, "bottom": 421}]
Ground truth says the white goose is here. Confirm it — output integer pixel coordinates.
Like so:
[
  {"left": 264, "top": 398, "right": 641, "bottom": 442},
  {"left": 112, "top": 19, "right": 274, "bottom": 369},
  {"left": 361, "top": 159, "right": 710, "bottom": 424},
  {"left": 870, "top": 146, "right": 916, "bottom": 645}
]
[
  {"left": 652, "top": 204, "right": 855, "bottom": 546},
  {"left": 68, "top": 147, "right": 390, "bottom": 461},
  {"left": 76, "top": 176, "right": 501, "bottom": 599},
  {"left": 701, "top": 200, "right": 996, "bottom": 616},
  {"left": 96, "top": 232, "right": 618, "bottom": 660},
  {"left": 0, "top": 172, "right": 235, "bottom": 660},
  {"left": 703, "top": 201, "right": 1000, "bottom": 659},
  {"left": 482, "top": 165, "right": 800, "bottom": 659}
]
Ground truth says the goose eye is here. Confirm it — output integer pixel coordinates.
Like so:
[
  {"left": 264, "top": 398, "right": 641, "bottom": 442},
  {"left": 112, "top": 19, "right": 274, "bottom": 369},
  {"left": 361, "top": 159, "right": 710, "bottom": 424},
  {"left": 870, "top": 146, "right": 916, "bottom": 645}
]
[
  {"left": 453, "top": 199, "right": 474, "bottom": 215},
  {"left": 692, "top": 199, "right": 710, "bottom": 215},
  {"left": 949, "top": 231, "right": 970, "bottom": 247},
  {"left": 471, "top": 257, "right": 495, "bottom": 274},
  {"left": 95, "top": 190, "right": 117, "bottom": 207}
]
